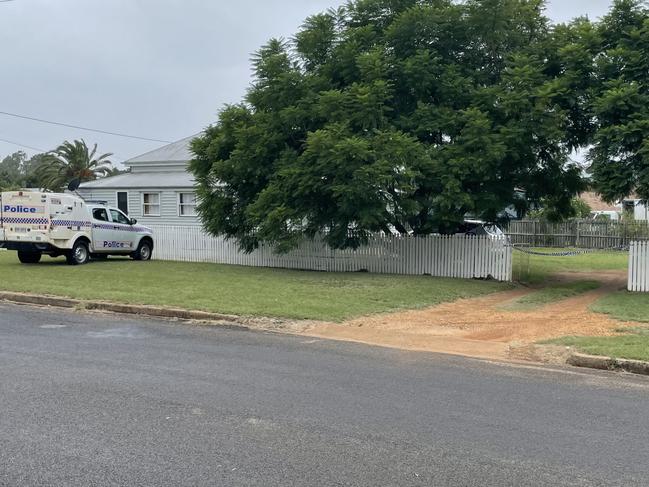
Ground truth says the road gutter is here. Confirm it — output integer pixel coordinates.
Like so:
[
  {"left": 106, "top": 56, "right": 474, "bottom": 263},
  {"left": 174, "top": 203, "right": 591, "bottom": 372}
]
[{"left": 568, "top": 352, "right": 649, "bottom": 376}]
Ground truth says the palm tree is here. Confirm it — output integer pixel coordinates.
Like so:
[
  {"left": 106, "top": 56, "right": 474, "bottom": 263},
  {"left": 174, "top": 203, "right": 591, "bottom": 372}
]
[{"left": 38, "top": 139, "right": 113, "bottom": 191}]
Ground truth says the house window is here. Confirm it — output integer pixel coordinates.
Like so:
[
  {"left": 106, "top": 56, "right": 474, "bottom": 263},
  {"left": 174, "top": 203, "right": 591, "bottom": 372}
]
[
  {"left": 117, "top": 192, "right": 129, "bottom": 214},
  {"left": 142, "top": 192, "right": 160, "bottom": 216},
  {"left": 178, "top": 192, "right": 197, "bottom": 217}
]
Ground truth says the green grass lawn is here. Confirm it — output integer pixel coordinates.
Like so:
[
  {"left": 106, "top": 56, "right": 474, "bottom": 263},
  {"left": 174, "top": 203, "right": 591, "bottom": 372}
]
[
  {"left": 547, "top": 332, "right": 649, "bottom": 362},
  {"left": 502, "top": 280, "right": 600, "bottom": 311},
  {"left": 513, "top": 248, "right": 627, "bottom": 283},
  {"left": 0, "top": 252, "right": 509, "bottom": 321},
  {"left": 591, "top": 291, "right": 649, "bottom": 323}
]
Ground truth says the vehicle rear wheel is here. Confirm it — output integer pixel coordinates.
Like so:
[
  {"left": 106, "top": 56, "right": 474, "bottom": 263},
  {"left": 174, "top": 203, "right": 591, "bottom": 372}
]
[
  {"left": 17, "top": 251, "right": 42, "bottom": 264},
  {"left": 66, "top": 240, "right": 90, "bottom": 265},
  {"left": 132, "top": 240, "right": 152, "bottom": 261}
]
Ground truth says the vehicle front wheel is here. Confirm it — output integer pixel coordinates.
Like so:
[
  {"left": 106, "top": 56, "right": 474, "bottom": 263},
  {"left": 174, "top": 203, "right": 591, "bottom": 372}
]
[
  {"left": 66, "top": 240, "right": 90, "bottom": 265},
  {"left": 17, "top": 251, "right": 42, "bottom": 264},
  {"left": 132, "top": 240, "right": 152, "bottom": 261}
]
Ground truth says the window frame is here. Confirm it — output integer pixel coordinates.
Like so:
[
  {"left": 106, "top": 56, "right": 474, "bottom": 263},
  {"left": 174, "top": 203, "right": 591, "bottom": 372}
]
[
  {"left": 177, "top": 191, "right": 197, "bottom": 217},
  {"left": 141, "top": 192, "right": 161, "bottom": 217}
]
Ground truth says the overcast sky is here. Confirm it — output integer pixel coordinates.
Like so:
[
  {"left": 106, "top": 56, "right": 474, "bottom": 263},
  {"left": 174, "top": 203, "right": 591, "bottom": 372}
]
[{"left": 0, "top": 0, "right": 614, "bottom": 163}]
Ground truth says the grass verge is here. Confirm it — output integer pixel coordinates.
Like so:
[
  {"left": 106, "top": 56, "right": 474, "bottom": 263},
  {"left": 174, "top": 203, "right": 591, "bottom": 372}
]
[
  {"left": 546, "top": 331, "right": 649, "bottom": 362},
  {"left": 0, "top": 252, "right": 509, "bottom": 322},
  {"left": 503, "top": 280, "right": 600, "bottom": 311}
]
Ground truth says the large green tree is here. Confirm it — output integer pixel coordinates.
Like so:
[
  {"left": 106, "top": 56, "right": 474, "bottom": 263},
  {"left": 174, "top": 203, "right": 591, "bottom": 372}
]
[
  {"left": 589, "top": 0, "right": 649, "bottom": 202},
  {"left": 0, "top": 151, "right": 26, "bottom": 190},
  {"left": 191, "top": 0, "right": 587, "bottom": 251},
  {"left": 0, "top": 151, "right": 46, "bottom": 190},
  {"left": 38, "top": 139, "right": 113, "bottom": 191}
]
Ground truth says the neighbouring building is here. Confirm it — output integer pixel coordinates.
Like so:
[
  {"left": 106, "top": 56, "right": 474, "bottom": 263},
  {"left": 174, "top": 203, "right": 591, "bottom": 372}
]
[
  {"left": 578, "top": 191, "right": 649, "bottom": 221},
  {"left": 579, "top": 191, "right": 621, "bottom": 213},
  {"left": 623, "top": 197, "right": 649, "bottom": 221}
]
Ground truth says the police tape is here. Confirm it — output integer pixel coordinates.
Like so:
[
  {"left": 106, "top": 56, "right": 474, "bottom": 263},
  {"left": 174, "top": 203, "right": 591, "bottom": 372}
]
[{"left": 510, "top": 245, "right": 628, "bottom": 256}]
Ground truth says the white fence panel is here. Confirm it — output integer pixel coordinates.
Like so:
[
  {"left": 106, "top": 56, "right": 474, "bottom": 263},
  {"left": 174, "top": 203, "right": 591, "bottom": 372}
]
[
  {"left": 147, "top": 225, "right": 513, "bottom": 282},
  {"left": 629, "top": 241, "right": 649, "bottom": 292}
]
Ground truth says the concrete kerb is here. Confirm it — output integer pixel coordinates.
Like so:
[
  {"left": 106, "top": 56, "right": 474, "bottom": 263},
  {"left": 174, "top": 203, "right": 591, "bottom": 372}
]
[
  {"left": 568, "top": 352, "right": 649, "bottom": 376},
  {"left": 0, "top": 291, "right": 249, "bottom": 328}
]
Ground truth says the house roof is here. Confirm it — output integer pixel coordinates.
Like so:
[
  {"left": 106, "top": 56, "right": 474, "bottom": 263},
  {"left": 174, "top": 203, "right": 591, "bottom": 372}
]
[
  {"left": 579, "top": 191, "right": 621, "bottom": 212},
  {"left": 79, "top": 171, "right": 195, "bottom": 189},
  {"left": 125, "top": 135, "right": 197, "bottom": 165}
]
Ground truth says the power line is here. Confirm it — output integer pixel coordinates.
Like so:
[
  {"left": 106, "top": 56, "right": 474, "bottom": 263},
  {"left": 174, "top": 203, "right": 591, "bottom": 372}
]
[
  {"left": 0, "top": 110, "right": 173, "bottom": 143},
  {"left": 0, "top": 135, "right": 133, "bottom": 163},
  {"left": 0, "top": 137, "right": 47, "bottom": 153}
]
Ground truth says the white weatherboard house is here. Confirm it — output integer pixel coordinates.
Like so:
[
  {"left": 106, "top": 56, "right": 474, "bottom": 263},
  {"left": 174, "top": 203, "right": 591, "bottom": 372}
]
[{"left": 78, "top": 136, "right": 199, "bottom": 226}]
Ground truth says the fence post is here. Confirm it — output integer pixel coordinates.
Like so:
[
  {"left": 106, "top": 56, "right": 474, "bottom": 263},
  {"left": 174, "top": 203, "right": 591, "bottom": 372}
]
[
  {"left": 629, "top": 241, "right": 635, "bottom": 291},
  {"left": 643, "top": 242, "right": 648, "bottom": 293}
]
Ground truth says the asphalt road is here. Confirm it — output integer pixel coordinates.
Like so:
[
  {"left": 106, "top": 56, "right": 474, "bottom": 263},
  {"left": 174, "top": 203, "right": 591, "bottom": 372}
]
[{"left": 2, "top": 303, "right": 649, "bottom": 486}]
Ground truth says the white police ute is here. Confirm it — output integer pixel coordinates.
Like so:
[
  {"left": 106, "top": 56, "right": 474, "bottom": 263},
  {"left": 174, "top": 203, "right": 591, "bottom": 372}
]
[{"left": 0, "top": 190, "right": 154, "bottom": 265}]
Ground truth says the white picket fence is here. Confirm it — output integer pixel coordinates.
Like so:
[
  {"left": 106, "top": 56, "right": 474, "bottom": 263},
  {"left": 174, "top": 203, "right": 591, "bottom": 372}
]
[
  {"left": 628, "top": 241, "right": 649, "bottom": 291},
  {"left": 148, "top": 225, "right": 513, "bottom": 282}
]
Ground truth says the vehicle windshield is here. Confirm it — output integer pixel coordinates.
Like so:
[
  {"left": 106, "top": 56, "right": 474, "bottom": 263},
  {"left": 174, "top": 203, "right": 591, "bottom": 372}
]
[
  {"left": 484, "top": 225, "right": 504, "bottom": 236},
  {"left": 110, "top": 209, "right": 131, "bottom": 225}
]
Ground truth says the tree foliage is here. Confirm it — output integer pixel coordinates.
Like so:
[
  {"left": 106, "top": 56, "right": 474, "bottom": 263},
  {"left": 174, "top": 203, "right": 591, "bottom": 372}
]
[
  {"left": 191, "top": 0, "right": 641, "bottom": 252},
  {"left": 0, "top": 151, "right": 26, "bottom": 191},
  {"left": 38, "top": 140, "right": 113, "bottom": 191},
  {"left": 528, "top": 197, "right": 592, "bottom": 221},
  {"left": 588, "top": 0, "right": 649, "bottom": 203},
  {"left": 0, "top": 151, "right": 46, "bottom": 191}
]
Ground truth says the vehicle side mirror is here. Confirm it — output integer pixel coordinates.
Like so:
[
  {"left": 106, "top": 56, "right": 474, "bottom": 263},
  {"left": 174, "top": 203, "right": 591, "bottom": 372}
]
[{"left": 130, "top": 218, "right": 137, "bottom": 225}]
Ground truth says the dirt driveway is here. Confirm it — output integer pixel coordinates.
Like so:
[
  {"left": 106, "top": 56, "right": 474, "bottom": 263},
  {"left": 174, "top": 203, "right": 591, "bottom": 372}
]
[{"left": 299, "top": 271, "right": 631, "bottom": 363}]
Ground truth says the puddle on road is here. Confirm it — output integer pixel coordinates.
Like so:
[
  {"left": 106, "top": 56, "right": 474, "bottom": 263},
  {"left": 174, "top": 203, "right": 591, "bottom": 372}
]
[{"left": 86, "top": 327, "right": 150, "bottom": 339}]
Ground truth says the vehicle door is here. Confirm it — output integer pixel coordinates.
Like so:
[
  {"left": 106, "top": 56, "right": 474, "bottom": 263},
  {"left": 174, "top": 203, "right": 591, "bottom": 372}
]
[
  {"left": 108, "top": 208, "right": 137, "bottom": 253},
  {"left": 90, "top": 207, "right": 114, "bottom": 253}
]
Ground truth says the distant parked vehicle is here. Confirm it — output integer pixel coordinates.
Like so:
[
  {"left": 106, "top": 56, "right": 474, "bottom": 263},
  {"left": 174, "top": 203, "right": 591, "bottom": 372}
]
[
  {"left": 457, "top": 220, "right": 507, "bottom": 240},
  {"left": 590, "top": 210, "right": 621, "bottom": 221}
]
